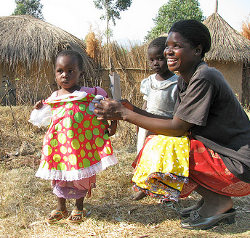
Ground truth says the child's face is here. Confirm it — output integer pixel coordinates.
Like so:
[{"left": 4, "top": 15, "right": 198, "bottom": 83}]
[
  {"left": 147, "top": 47, "right": 168, "bottom": 75},
  {"left": 55, "top": 55, "right": 82, "bottom": 90}
]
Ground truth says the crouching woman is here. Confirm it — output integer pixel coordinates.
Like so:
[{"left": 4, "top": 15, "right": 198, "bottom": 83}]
[{"left": 94, "top": 20, "right": 250, "bottom": 230}]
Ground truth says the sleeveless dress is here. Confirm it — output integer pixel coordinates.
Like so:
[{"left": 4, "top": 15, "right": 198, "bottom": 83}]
[{"left": 35, "top": 87, "right": 117, "bottom": 199}]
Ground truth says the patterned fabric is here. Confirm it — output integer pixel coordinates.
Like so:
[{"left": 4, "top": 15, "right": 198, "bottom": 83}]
[
  {"left": 36, "top": 92, "right": 117, "bottom": 181},
  {"left": 132, "top": 135, "right": 190, "bottom": 202},
  {"left": 52, "top": 175, "right": 96, "bottom": 199},
  {"left": 53, "top": 183, "right": 88, "bottom": 199},
  {"left": 180, "top": 139, "right": 250, "bottom": 198}
]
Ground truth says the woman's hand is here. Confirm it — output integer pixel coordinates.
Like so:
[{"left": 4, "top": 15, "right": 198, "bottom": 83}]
[
  {"left": 94, "top": 98, "right": 133, "bottom": 120},
  {"left": 34, "top": 100, "right": 44, "bottom": 109},
  {"left": 107, "top": 120, "right": 117, "bottom": 136}
]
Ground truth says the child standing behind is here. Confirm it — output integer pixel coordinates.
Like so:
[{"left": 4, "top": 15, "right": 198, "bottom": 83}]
[
  {"left": 137, "top": 36, "right": 178, "bottom": 153},
  {"left": 133, "top": 37, "right": 178, "bottom": 200},
  {"left": 31, "top": 50, "right": 117, "bottom": 223}
]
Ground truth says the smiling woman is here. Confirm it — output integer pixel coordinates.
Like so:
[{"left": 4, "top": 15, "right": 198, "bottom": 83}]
[{"left": 94, "top": 20, "right": 250, "bottom": 230}]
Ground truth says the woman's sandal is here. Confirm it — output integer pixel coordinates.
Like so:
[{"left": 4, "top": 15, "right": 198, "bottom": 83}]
[
  {"left": 179, "top": 198, "right": 204, "bottom": 217},
  {"left": 67, "top": 209, "right": 87, "bottom": 223},
  {"left": 181, "top": 208, "right": 236, "bottom": 230},
  {"left": 47, "top": 210, "right": 68, "bottom": 223}
]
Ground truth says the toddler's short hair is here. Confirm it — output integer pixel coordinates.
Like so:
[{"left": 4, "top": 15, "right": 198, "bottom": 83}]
[
  {"left": 148, "top": 36, "right": 168, "bottom": 53},
  {"left": 56, "top": 50, "right": 84, "bottom": 71}
]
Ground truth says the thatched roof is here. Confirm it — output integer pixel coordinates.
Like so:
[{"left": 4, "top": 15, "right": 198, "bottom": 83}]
[
  {"left": 204, "top": 13, "right": 250, "bottom": 63},
  {"left": 0, "top": 15, "right": 94, "bottom": 76}
]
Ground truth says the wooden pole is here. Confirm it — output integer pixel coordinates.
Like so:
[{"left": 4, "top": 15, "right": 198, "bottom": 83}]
[{"left": 215, "top": 0, "right": 218, "bottom": 13}]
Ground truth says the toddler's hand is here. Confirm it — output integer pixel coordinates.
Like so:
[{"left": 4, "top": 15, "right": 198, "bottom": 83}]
[{"left": 34, "top": 100, "right": 44, "bottom": 109}]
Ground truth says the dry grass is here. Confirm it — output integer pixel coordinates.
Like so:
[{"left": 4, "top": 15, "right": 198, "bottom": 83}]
[
  {"left": 246, "top": 111, "right": 250, "bottom": 119},
  {"left": 0, "top": 106, "right": 249, "bottom": 238},
  {"left": 0, "top": 15, "right": 95, "bottom": 79}
]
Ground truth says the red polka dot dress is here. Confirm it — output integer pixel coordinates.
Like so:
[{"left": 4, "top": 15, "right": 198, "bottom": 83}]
[{"left": 35, "top": 87, "right": 117, "bottom": 198}]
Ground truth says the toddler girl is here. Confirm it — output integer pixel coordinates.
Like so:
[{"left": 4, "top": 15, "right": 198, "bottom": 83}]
[{"left": 30, "top": 50, "right": 117, "bottom": 223}]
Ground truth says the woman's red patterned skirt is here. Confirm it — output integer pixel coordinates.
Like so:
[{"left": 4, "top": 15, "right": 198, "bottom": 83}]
[{"left": 181, "top": 139, "right": 250, "bottom": 198}]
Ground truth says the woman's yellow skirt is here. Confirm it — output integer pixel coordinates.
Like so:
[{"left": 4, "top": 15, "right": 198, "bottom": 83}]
[{"left": 132, "top": 135, "right": 190, "bottom": 202}]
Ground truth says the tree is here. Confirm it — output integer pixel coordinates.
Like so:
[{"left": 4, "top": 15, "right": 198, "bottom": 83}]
[
  {"left": 145, "top": 0, "right": 204, "bottom": 41},
  {"left": 93, "top": 0, "right": 132, "bottom": 43},
  {"left": 12, "top": 0, "right": 44, "bottom": 20}
]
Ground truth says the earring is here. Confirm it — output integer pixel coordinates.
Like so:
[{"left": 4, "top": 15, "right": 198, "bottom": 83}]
[{"left": 195, "top": 49, "right": 200, "bottom": 55}]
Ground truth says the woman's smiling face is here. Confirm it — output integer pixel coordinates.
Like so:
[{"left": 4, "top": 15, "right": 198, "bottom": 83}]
[{"left": 164, "top": 32, "right": 199, "bottom": 75}]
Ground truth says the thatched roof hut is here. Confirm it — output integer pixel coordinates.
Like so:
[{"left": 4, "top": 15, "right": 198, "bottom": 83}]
[
  {"left": 204, "top": 13, "right": 250, "bottom": 62},
  {"left": 0, "top": 15, "right": 97, "bottom": 105},
  {"left": 203, "top": 12, "right": 250, "bottom": 106}
]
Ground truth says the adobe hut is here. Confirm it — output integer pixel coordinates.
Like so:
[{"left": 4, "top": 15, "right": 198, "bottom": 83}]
[
  {"left": 203, "top": 12, "right": 250, "bottom": 106},
  {"left": 0, "top": 15, "right": 97, "bottom": 105}
]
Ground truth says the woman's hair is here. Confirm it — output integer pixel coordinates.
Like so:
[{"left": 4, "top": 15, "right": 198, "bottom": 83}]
[
  {"left": 168, "top": 20, "right": 211, "bottom": 58},
  {"left": 148, "top": 36, "right": 168, "bottom": 53},
  {"left": 56, "top": 50, "right": 84, "bottom": 71}
]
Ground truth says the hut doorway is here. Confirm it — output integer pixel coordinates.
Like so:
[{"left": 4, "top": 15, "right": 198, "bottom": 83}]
[
  {"left": 0, "top": 76, "right": 16, "bottom": 105},
  {"left": 242, "top": 63, "right": 250, "bottom": 108}
]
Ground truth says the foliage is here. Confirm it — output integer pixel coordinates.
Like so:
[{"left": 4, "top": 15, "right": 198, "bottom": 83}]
[
  {"left": 93, "top": 0, "right": 132, "bottom": 43},
  {"left": 12, "top": 0, "right": 44, "bottom": 20},
  {"left": 94, "top": 0, "right": 132, "bottom": 25},
  {"left": 145, "top": 0, "right": 204, "bottom": 41}
]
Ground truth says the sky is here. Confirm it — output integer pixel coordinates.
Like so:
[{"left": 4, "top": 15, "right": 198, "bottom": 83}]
[{"left": 0, "top": 0, "right": 249, "bottom": 45}]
